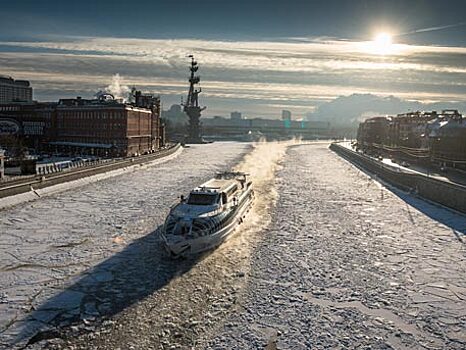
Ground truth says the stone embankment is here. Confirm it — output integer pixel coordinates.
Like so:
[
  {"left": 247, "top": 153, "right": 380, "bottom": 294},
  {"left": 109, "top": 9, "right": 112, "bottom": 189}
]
[
  {"left": 330, "top": 142, "right": 466, "bottom": 214},
  {"left": 0, "top": 144, "right": 181, "bottom": 200}
]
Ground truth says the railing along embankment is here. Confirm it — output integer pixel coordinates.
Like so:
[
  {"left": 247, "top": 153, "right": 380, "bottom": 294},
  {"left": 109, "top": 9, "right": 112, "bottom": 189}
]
[
  {"left": 0, "top": 143, "right": 181, "bottom": 200},
  {"left": 330, "top": 142, "right": 466, "bottom": 215}
]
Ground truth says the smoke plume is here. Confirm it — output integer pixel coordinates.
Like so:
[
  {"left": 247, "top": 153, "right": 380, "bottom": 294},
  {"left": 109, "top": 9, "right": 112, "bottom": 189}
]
[{"left": 97, "top": 74, "right": 131, "bottom": 101}]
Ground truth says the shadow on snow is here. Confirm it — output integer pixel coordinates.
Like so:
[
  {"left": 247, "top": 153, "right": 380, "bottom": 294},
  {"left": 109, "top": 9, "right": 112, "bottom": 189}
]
[
  {"left": 391, "top": 188, "right": 466, "bottom": 236},
  {"left": 337, "top": 152, "right": 466, "bottom": 236},
  {"left": 16, "top": 226, "right": 203, "bottom": 346}
]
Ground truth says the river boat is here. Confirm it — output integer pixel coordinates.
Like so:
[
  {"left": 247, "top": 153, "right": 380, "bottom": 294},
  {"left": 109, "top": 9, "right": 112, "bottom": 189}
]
[{"left": 161, "top": 172, "right": 254, "bottom": 257}]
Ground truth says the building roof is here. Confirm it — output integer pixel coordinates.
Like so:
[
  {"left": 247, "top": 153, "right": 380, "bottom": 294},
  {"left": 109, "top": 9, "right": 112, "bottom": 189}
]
[
  {"left": 0, "top": 76, "right": 30, "bottom": 86},
  {"left": 57, "top": 97, "right": 152, "bottom": 113}
]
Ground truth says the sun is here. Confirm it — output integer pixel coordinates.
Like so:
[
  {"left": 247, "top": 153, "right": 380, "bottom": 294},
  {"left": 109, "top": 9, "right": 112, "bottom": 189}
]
[{"left": 372, "top": 32, "right": 393, "bottom": 55}]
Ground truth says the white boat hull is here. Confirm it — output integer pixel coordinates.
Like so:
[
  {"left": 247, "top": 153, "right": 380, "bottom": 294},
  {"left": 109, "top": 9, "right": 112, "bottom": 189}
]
[{"left": 161, "top": 189, "right": 254, "bottom": 258}]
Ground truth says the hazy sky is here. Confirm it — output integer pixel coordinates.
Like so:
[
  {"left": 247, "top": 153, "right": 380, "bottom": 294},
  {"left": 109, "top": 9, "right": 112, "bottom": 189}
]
[{"left": 1, "top": 0, "right": 465, "bottom": 118}]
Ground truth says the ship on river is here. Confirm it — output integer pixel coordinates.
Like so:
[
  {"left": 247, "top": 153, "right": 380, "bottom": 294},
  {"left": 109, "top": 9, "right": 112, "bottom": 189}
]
[{"left": 161, "top": 172, "right": 254, "bottom": 257}]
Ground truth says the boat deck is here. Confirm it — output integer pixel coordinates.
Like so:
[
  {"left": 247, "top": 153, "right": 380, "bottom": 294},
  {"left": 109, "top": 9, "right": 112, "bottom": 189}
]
[{"left": 199, "top": 178, "right": 237, "bottom": 192}]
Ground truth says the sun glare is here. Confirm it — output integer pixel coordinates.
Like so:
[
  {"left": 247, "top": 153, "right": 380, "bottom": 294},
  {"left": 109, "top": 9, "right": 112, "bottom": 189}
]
[{"left": 372, "top": 32, "right": 393, "bottom": 55}]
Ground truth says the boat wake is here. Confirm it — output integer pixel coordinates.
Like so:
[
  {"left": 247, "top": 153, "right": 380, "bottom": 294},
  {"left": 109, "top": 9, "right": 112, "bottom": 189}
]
[
  {"left": 185, "top": 140, "right": 292, "bottom": 346},
  {"left": 223, "top": 140, "right": 289, "bottom": 250}
]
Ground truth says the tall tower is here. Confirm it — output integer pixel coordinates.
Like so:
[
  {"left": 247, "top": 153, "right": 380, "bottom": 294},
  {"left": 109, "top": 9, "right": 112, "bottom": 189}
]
[{"left": 183, "top": 55, "right": 206, "bottom": 143}]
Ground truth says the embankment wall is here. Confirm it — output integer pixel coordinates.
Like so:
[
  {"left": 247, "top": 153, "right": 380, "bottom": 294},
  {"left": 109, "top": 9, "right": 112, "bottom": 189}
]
[
  {"left": 330, "top": 143, "right": 466, "bottom": 214},
  {"left": 0, "top": 144, "right": 181, "bottom": 200}
]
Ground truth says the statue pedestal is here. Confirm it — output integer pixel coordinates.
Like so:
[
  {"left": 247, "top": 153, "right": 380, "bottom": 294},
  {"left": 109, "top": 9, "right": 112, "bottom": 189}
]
[{"left": 185, "top": 106, "right": 205, "bottom": 144}]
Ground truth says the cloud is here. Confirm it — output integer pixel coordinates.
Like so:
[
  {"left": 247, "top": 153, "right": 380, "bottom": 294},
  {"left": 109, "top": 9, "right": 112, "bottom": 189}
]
[
  {"left": 308, "top": 93, "right": 466, "bottom": 126},
  {"left": 0, "top": 35, "right": 465, "bottom": 118},
  {"left": 401, "top": 22, "right": 466, "bottom": 35}
]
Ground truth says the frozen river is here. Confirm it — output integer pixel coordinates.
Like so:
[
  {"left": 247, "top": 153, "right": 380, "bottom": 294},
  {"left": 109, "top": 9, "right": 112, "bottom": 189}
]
[
  {"left": 208, "top": 143, "right": 466, "bottom": 350},
  {"left": 0, "top": 142, "right": 251, "bottom": 349},
  {"left": 1, "top": 142, "right": 465, "bottom": 349}
]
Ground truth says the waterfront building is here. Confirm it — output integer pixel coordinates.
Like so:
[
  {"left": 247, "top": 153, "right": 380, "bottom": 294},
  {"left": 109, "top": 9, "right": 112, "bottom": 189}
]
[
  {"left": 281, "top": 110, "right": 292, "bottom": 121},
  {"left": 202, "top": 116, "right": 330, "bottom": 139},
  {"left": 389, "top": 111, "right": 438, "bottom": 148},
  {"left": 0, "top": 76, "right": 33, "bottom": 103},
  {"left": 230, "top": 111, "right": 242, "bottom": 120},
  {"left": 0, "top": 102, "right": 57, "bottom": 155},
  {"left": 357, "top": 110, "right": 466, "bottom": 170},
  {"left": 52, "top": 94, "right": 163, "bottom": 157},
  {"left": 0, "top": 92, "right": 165, "bottom": 158}
]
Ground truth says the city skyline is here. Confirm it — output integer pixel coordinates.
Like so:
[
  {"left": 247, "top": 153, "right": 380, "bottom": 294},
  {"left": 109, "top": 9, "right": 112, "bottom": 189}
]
[{"left": 1, "top": 0, "right": 465, "bottom": 118}]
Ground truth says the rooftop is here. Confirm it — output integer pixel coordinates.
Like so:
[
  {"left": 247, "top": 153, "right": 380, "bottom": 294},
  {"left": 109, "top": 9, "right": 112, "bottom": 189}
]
[
  {"left": 0, "top": 76, "right": 30, "bottom": 86},
  {"left": 195, "top": 178, "right": 238, "bottom": 193}
]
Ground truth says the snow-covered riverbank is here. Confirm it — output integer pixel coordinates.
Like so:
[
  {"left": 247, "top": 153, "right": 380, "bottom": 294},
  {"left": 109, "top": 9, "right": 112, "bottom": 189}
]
[{"left": 0, "top": 146, "right": 183, "bottom": 211}]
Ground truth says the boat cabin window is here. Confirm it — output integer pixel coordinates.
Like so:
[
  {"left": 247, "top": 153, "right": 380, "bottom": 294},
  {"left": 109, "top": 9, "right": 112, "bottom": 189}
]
[
  {"left": 173, "top": 221, "right": 191, "bottom": 236},
  {"left": 187, "top": 193, "right": 218, "bottom": 205}
]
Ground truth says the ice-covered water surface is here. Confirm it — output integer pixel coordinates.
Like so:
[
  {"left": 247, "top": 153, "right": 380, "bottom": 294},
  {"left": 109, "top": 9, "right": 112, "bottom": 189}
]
[
  {"left": 208, "top": 143, "right": 466, "bottom": 349},
  {"left": 0, "top": 142, "right": 250, "bottom": 349},
  {"left": 4, "top": 141, "right": 465, "bottom": 349},
  {"left": 42, "top": 141, "right": 290, "bottom": 350}
]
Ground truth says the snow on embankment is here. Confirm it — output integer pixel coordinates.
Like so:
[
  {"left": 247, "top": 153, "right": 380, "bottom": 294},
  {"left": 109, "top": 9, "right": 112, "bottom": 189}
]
[
  {"left": 0, "top": 147, "right": 183, "bottom": 211},
  {"left": 330, "top": 142, "right": 466, "bottom": 214}
]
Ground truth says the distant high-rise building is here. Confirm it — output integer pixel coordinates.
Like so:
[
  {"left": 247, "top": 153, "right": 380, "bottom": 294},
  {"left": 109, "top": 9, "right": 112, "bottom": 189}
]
[
  {"left": 0, "top": 76, "right": 33, "bottom": 103},
  {"left": 281, "top": 110, "right": 292, "bottom": 121},
  {"left": 230, "top": 111, "right": 242, "bottom": 120}
]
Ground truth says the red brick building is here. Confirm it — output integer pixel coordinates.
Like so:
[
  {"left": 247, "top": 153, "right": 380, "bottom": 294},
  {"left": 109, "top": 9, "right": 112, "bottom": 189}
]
[
  {"left": 52, "top": 96, "right": 162, "bottom": 157},
  {"left": 0, "top": 102, "right": 57, "bottom": 155},
  {"left": 0, "top": 92, "right": 165, "bottom": 158}
]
